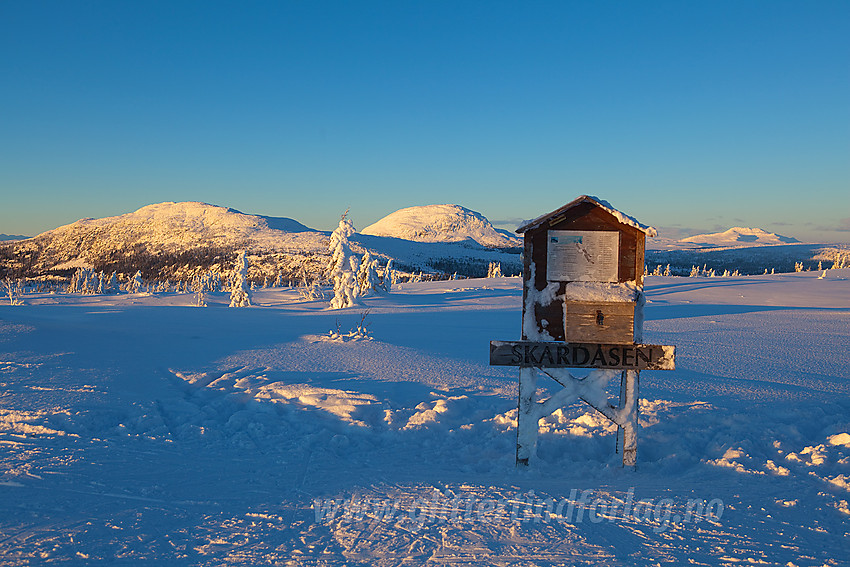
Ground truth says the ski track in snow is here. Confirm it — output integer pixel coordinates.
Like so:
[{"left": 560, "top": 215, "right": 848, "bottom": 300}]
[{"left": 0, "top": 272, "right": 848, "bottom": 565}]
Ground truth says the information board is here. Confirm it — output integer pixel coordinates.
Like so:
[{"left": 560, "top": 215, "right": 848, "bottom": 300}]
[{"left": 546, "top": 230, "right": 619, "bottom": 282}]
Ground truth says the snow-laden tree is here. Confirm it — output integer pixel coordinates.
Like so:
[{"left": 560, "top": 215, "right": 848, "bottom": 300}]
[
  {"left": 106, "top": 272, "right": 118, "bottom": 294},
  {"left": 229, "top": 251, "right": 252, "bottom": 307},
  {"left": 126, "top": 271, "right": 144, "bottom": 294},
  {"left": 2, "top": 277, "right": 24, "bottom": 306},
  {"left": 327, "top": 212, "right": 360, "bottom": 309},
  {"left": 68, "top": 268, "right": 97, "bottom": 294},
  {"left": 357, "top": 251, "right": 383, "bottom": 297},
  {"left": 330, "top": 256, "right": 361, "bottom": 309},
  {"left": 382, "top": 259, "right": 395, "bottom": 291},
  {"left": 193, "top": 280, "right": 208, "bottom": 307},
  {"left": 487, "top": 262, "right": 502, "bottom": 278}
]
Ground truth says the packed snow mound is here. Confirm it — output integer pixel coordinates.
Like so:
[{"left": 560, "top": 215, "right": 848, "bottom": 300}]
[
  {"left": 682, "top": 227, "right": 800, "bottom": 247},
  {"left": 361, "top": 204, "right": 521, "bottom": 248}
]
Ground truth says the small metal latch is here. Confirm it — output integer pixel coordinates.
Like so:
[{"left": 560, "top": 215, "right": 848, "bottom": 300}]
[{"left": 596, "top": 310, "right": 604, "bottom": 326}]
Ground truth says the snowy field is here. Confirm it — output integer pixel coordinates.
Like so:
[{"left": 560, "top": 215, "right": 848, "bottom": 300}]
[{"left": 1, "top": 271, "right": 849, "bottom": 566}]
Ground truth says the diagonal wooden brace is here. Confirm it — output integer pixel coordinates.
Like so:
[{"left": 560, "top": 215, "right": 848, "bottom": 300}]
[{"left": 515, "top": 366, "right": 640, "bottom": 468}]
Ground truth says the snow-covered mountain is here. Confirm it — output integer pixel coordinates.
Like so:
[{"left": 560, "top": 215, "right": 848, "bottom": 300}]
[
  {"left": 38, "top": 201, "right": 318, "bottom": 250},
  {"left": 361, "top": 204, "right": 521, "bottom": 248},
  {"left": 1, "top": 202, "right": 523, "bottom": 279},
  {"left": 1, "top": 202, "right": 330, "bottom": 278},
  {"left": 681, "top": 227, "right": 799, "bottom": 248}
]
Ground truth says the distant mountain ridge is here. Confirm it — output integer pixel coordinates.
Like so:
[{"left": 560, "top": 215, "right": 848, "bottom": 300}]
[{"left": 681, "top": 227, "right": 799, "bottom": 247}]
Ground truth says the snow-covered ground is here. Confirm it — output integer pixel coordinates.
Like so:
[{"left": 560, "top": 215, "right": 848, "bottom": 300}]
[{"left": 1, "top": 271, "right": 848, "bottom": 565}]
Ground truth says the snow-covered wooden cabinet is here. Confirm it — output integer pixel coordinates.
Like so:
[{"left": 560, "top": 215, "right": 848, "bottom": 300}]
[
  {"left": 490, "top": 195, "right": 675, "bottom": 469},
  {"left": 516, "top": 195, "right": 651, "bottom": 344}
]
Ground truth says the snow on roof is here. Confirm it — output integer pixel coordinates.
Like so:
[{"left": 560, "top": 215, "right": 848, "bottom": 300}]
[{"left": 516, "top": 195, "right": 657, "bottom": 237}]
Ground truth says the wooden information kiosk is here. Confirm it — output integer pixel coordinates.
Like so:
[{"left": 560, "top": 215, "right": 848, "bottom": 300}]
[{"left": 490, "top": 195, "right": 675, "bottom": 468}]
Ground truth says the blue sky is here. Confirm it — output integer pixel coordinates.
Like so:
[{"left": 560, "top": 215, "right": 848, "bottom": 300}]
[{"left": 1, "top": 1, "right": 848, "bottom": 242}]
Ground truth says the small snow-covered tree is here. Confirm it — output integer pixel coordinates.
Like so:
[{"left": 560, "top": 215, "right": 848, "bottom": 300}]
[
  {"left": 68, "top": 268, "right": 93, "bottom": 294},
  {"left": 229, "top": 251, "right": 252, "bottom": 307},
  {"left": 106, "top": 272, "right": 118, "bottom": 294},
  {"left": 357, "top": 251, "right": 383, "bottom": 296},
  {"left": 2, "top": 277, "right": 24, "bottom": 306},
  {"left": 382, "top": 259, "right": 395, "bottom": 292},
  {"left": 689, "top": 265, "right": 700, "bottom": 277},
  {"left": 190, "top": 274, "right": 208, "bottom": 307},
  {"left": 127, "top": 271, "right": 143, "bottom": 294},
  {"left": 327, "top": 211, "right": 360, "bottom": 309},
  {"left": 488, "top": 262, "right": 502, "bottom": 278}
]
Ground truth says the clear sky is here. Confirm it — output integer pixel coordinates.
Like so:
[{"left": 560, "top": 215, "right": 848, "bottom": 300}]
[{"left": 1, "top": 1, "right": 848, "bottom": 242}]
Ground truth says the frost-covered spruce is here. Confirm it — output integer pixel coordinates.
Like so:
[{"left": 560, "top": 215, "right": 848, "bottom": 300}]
[
  {"left": 382, "top": 259, "right": 395, "bottom": 292},
  {"left": 327, "top": 212, "right": 360, "bottom": 309},
  {"left": 357, "top": 250, "right": 383, "bottom": 296},
  {"left": 106, "top": 272, "right": 118, "bottom": 294},
  {"left": 487, "top": 261, "right": 502, "bottom": 278},
  {"left": 229, "top": 251, "right": 252, "bottom": 307},
  {"left": 127, "top": 271, "right": 144, "bottom": 294}
]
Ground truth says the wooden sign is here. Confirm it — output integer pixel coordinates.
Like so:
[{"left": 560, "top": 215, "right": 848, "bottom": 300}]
[{"left": 490, "top": 341, "right": 675, "bottom": 370}]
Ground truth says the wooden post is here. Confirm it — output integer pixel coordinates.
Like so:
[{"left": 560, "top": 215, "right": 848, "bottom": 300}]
[
  {"left": 620, "top": 370, "right": 640, "bottom": 468},
  {"left": 616, "top": 370, "right": 625, "bottom": 455},
  {"left": 516, "top": 366, "right": 538, "bottom": 466}
]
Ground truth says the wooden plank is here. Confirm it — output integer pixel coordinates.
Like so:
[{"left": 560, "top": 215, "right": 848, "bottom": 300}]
[
  {"left": 565, "top": 301, "right": 634, "bottom": 344},
  {"left": 490, "top": 341, "right": 675, "bottom": 370}
]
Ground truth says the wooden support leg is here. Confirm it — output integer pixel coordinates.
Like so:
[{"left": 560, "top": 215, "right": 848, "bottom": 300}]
[
  {"left": 616, "top": 370, "right": 626, "bottom": 454},
  {"left": 621, "top": 370, "right": 640, "bottom": 468},
  {"left": 516, "top": 366, "right": 538, "bottom": 467}
]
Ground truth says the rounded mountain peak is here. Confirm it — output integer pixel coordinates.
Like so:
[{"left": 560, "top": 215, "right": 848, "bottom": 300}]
[{"left": 361, "top": 204, "right": 520, "bottom": 248}]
